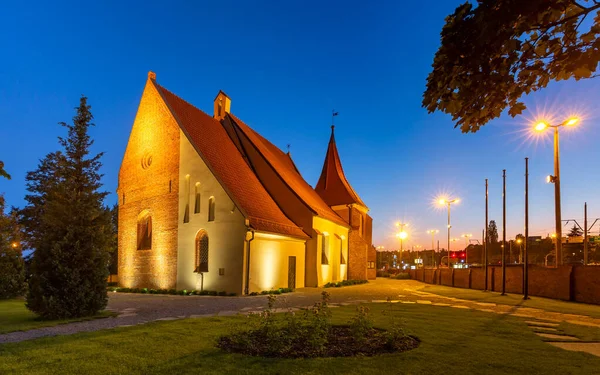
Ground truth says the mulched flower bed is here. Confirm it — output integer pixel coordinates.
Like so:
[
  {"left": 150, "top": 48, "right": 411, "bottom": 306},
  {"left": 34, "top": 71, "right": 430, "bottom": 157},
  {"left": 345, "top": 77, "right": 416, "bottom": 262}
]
[{"left": 217, "top": 326, "right": 420, "bottom": 358}]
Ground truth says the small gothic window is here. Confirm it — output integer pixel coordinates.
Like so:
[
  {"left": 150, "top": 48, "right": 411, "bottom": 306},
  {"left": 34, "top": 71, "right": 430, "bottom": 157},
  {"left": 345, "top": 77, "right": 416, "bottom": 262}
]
[
  {"left": 321, "top": 234, "right": 329, "bottom": 265},
  {"left": 184, "top": 175, "right": 190, "bottom": 223},
  {"left": 218, "top": 99, "right": 223, "bottom": 117},
  {"left": 340, "top": 237, "right": 346, "bottom": 265},
  {"left": 208, "top": 197, "right": 215, "bottom": 222},
  {"left": 137, "top": 211, "right": 152, "bottom": 250},
  {"left": 359, "top": 214, "right": 364, "bottom": 236},
  {"left": 194, "top": 183, "right": 201, "bottom": 214},
  {"left": 195, "top": 230, "right": 209, "bottom": 273}
]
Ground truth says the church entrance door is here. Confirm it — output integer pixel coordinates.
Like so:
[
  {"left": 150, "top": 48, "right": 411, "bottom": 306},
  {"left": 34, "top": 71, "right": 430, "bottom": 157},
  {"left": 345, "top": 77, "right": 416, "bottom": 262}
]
[{"left": 288, "top": 256, "right": 296, "bottom": 289}]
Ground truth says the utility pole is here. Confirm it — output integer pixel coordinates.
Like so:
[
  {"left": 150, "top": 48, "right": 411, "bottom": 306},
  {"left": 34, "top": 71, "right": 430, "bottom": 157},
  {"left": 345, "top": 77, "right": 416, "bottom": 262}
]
[
  {"left": 484, "top": 179, "right": 489, "bottom": 292},
  {"left": 584, "top": 202, "right": 588, "bottom": 266},
  {"left": 524, "top": 158, "right": 529, "bottom": 299},
  {"left": 502, "top": 169, "right": 506, "bottom": 296}
]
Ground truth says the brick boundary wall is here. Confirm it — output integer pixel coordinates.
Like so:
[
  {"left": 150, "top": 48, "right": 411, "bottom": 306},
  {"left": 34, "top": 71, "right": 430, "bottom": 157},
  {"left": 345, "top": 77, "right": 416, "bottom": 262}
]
[{"left": 407, "top": 265, "right": 600, "bottom": 305}]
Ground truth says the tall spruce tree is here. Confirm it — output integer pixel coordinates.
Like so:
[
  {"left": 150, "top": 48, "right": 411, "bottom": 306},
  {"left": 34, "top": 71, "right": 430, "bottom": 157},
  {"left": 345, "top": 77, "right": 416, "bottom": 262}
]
[{"left": 24, "top": 96, "right": 111, "bottom": 318}]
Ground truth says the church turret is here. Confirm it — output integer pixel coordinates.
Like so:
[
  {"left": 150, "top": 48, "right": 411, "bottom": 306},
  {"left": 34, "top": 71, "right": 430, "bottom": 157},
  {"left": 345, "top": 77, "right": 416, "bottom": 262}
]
[
  {"left": 315, "top": 125, "right": 367, "bottom": 208},
  {"left": 315, "top": 125, "right": 375, "bottom": 281}
]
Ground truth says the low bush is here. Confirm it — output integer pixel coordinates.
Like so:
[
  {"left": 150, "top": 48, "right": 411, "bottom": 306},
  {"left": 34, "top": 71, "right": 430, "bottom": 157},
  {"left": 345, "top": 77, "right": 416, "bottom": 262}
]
[
  {"left": 106, "top": 287, "right": 235, "bottom": 297},
  {"left": 249, "top": 288, "right": 294, "bottom": 296},
  {"left": 376, "top": 271, "right": 390, "bottom": 278},
  {"left": 323, "top": 279, "right": 368, "bottom": 288},
  {"left": 393, "top": 273, "right": 411, "bottom": 280},
  {"left": 217, "top": 292, "right": 419, "bottom": 358}
]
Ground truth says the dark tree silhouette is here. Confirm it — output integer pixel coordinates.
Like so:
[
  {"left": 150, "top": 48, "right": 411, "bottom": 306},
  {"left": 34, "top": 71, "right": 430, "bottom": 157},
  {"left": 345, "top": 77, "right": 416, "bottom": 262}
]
[{"left": 423, "top": 0, "right": 600, "bottom": 132}]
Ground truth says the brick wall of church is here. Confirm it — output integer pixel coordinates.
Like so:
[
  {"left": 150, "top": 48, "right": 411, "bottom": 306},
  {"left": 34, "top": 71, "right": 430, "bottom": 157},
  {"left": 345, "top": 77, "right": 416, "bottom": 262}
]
[
  {"left": 347, "top": 207, "right": 369, "bottom": 280},
  {"left": 117, "top": 77, "right": 180, "bottom": 289}
]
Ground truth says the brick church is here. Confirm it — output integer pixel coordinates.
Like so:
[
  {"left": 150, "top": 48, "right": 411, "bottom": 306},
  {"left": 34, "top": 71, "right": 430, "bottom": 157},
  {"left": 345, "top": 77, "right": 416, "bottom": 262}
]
[{"left": 117, "top": 72, "right": 375, "bottom": 294}]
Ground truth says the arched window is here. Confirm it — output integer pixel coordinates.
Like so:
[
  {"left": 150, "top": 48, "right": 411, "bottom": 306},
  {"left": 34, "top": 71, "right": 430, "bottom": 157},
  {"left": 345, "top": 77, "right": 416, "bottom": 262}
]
[
  {"left": 194, "top": 183, "right": 201, "bottom": 214},
  {"left": 359, "top": 214, "right": 364, "bottom": 236},
  {"left": 137, "top": 211, "right": 152, "bottom": 250},
  {"left": 195, "top": 230, "right": 209, "bottom": 273},
  {"left": 184, "top": 175, "right": 190, "bottom": 223},
  {"left": 321, "top": 234, "right": 329, "bottom": 265},
  {"left": 340, "top": 236, "right": 346, "bottom": 264},
  {"left": 208, "top": 196, "right": 215, "bottom": 222}
]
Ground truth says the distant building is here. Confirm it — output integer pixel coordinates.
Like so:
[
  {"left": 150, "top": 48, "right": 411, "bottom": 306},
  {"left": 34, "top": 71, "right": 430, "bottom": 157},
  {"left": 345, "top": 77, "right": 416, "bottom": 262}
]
[{"left": 117, "top": 72, "right": 375, "bottom": 294}]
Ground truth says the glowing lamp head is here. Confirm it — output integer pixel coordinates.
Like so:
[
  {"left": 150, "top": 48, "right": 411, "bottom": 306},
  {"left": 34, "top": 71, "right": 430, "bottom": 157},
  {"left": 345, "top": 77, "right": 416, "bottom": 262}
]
[
  {"left": 516, "top": 239, "right": 522, "bottom": 244},
  {"left": 534, "top": 122, "right": 548, "bottom": 132},
  {"left": 11, "top": 242, "right": 18, "bottom": 248},
  {"left": 438, "top": 198, "right": 446, "bottom": 205},
  {"left": 397, "top": 231, "right": 408, "bottom": 240},
  {"left": 565, "top": 117, "right": 579, "bottom": 126}
]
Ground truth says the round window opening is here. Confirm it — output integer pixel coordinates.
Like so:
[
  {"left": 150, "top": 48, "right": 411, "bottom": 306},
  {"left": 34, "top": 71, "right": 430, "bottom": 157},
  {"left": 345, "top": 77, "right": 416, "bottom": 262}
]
[{"left": 141, "top": 154, "right": 153, "bottom": 169}]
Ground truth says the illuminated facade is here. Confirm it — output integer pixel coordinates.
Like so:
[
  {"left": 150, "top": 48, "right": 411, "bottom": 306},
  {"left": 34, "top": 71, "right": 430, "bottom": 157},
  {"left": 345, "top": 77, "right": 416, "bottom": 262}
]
[{"left": 117, "top": 72, "right": 374, "bottom": 294}]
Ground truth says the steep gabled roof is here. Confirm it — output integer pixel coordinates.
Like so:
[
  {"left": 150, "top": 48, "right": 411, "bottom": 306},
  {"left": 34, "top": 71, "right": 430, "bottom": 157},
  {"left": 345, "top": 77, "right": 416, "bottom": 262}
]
[
  {"left": 315, "top": 126, "right": 367, "bottom": 208},
  {"left": 153, "top": 81, "right": 308, "bottom": 239},
  {"left": 228, "top": 114, "right": 349, "bottom": 227}
]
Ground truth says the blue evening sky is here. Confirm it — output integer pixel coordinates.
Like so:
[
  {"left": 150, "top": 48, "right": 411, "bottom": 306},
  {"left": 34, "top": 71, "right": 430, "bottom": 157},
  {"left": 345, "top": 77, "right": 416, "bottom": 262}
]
[{"left": 1, "top": 1, "right": 599, "bottom": 250}]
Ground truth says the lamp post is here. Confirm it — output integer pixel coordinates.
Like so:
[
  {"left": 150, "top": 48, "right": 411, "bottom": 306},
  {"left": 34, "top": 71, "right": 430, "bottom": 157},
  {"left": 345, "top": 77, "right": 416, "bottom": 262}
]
[
  {"left": 516, "top": 238, "right": 523, "bottom": 263},
  {"left": 395, "top": 222, "right": 408, "bottom": 269},
  {"left": 427, "top": 229, "right": 439, "bottom": 267},
  {"left": 461, "top": 233, "right": 472, "bottom": 264},
  {"left": 439, "top": 198, "right": 459, "bottom": 268},
  {"left": 534, "top": 117, "right": 579, "bottom": 267}
]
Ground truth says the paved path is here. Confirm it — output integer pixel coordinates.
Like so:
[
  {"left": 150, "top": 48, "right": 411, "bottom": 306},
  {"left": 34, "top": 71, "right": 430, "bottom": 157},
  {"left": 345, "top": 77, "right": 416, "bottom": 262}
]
[{"left": 2, "top": 278, "right": 600, "bottom": 355}]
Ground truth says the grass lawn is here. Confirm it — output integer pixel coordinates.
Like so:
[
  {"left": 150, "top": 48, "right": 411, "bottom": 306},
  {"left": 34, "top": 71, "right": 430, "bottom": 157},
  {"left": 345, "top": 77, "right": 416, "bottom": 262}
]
[
  {"left": 1, "top": 303, "right": 599, "bottom": 375},
  {"left": 0, "top": 299, "right": 115, "bottom": 334},
  {"left": 420, "top": 284, "right": 600, "bottom": 319}
]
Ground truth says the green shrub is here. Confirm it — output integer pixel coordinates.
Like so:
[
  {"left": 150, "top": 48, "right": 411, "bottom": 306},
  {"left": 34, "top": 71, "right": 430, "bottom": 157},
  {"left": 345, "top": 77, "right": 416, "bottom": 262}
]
[
  {"left": 349, "top": 305, "right": 373, "bottom": 345},
  {"left": 324, "top": 279, "right": 368, "bottom": 288}
]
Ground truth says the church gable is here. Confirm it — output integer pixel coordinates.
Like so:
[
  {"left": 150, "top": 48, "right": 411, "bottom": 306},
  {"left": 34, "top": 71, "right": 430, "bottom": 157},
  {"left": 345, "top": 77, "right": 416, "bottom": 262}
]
[{"left": 117, "top": 72, "right": 180, "bottom": 289}]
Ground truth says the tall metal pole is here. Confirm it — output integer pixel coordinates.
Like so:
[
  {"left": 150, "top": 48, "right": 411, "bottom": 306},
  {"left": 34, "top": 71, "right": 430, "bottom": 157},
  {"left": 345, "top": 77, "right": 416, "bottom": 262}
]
[
  {"left": 437, "top": 240, "right": 440, "bottom": 269},
  {"left": 431, "top": 231, "right": 436, "bottom": 267},
  {"left": 584, "top": 202, "right": 588, "bottom": 266},
  {"left": 554, "top": 127, "right": 563, "bottom": 267},
  {"left": 484, "top": 179, "right": 489, "bottom": 292},
  {"left": 524, "top": 158, "right": 529, "bottom": 299},
  {"left": 502, "top": 169, "right": 506, "bottom": 296},
  {"left": 447, "top": 202, "right": 451, "bottom": 268}
]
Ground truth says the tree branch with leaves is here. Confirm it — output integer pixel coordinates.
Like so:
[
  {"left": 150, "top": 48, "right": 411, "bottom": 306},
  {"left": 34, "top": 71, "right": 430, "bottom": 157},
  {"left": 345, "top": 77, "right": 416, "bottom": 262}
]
[{"left": 423, "top": 0, "right": 600, "bottom": 132}]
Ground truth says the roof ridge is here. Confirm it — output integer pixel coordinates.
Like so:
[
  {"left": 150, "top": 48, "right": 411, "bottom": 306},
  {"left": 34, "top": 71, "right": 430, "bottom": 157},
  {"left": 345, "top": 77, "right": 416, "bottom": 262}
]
[
  {"left": 228, "top": 113, "right": 349, "bottom": 228},
  {"left": 152, "top": 81, "right": 308, "bottom": 239}
]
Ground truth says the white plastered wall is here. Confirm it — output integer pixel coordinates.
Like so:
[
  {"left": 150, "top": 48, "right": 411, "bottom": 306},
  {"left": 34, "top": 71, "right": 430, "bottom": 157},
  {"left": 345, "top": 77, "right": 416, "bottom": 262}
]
[
  {"left": 248, "top": 232, "right": 306, "bottom": 293},
  {"left": 177, "top": 130, "right": 247, "bottom": 294},
  {"left": 312, "top": 216, "right": 349, "bottom": 286}
]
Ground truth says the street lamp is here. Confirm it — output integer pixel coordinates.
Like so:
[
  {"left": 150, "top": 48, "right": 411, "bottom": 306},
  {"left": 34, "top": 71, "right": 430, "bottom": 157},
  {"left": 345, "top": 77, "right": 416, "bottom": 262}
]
[
  {"left": 396, "top": 225, "right": 408, "bottom": 268},
  {"left": 414, "top": 245, "right": 423, "bottom": 268},
  {"left": 461, "top": 233, "right": 472, "bottom": 264},
  {"left": 516, "top": 238, "right": 523, "bottom": 263},
  {"left": 439, "top": 198, "right": 459, "bottom": 268},
  {"left": 427, "top": 229, "right": 439, "bottom": 267},
  {"left": 534, "top": 116, "right": 579, "bottom": 267}
]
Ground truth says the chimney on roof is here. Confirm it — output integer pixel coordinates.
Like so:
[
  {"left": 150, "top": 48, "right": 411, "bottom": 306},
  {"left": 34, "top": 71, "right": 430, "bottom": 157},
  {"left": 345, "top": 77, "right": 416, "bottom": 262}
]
[{"left": 213, "top": 91, "right": 231, "bottom": 120}]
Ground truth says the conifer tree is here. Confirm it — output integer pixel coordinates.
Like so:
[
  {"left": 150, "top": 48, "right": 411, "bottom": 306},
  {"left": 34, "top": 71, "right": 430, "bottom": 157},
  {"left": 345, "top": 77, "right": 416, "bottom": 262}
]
[{"left": 24, "top": 96, "right": 111, "bottom": 318}]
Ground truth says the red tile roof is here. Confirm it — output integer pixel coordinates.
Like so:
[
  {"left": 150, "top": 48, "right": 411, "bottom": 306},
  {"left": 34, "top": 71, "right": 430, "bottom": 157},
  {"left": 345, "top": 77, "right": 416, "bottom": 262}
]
[
  {"left": 154, "top": 82, "right": 308, "bottom": 239},
  {"left": 315, "top": 126, "right": 367, "bottom": 208},
  {"left": 228, "top": 114, "right": 349, "bottom": 227}
]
